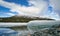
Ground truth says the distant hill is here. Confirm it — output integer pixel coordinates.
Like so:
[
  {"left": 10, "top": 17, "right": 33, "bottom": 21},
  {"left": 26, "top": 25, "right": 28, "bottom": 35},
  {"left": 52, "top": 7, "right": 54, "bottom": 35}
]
[{"left": 0, "top": 16, "right": 54, "bottom": 22}]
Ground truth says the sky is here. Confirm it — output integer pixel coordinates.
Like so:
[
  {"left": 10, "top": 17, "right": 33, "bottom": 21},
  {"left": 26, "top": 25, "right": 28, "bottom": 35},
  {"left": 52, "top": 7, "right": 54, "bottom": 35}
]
[{"left": 0, "top": 0, "right": 60, "bottom": 20}]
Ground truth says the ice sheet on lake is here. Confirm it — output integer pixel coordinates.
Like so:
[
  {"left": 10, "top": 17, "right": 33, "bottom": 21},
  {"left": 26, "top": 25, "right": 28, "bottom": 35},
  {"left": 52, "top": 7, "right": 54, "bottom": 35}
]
[{"left": 0, "top": 23, "right": 27, "bottom": 27}]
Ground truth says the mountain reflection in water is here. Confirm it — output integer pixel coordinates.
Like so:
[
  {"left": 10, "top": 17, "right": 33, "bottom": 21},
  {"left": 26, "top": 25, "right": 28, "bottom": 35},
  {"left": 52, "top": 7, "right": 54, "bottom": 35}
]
[{"left": 0, "top": 21, "right": 60, "bottom": 36}]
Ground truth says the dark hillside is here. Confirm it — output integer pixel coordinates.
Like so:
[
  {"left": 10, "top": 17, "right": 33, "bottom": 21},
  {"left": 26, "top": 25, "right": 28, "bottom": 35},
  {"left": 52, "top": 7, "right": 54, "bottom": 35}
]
[{"left": 0, "top": 16, "right": 54, "bottom": 22}]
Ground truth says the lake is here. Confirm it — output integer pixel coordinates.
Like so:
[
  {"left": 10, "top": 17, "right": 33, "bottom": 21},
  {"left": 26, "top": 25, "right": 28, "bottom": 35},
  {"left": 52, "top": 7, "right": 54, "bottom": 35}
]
[{"left": 0, "top": 20, "right": 60, "bottom": 36}]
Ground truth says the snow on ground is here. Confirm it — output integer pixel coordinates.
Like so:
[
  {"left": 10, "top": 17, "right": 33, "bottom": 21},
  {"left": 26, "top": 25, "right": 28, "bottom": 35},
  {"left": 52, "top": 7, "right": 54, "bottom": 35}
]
[{"left": 0, "top": 23, "right": 28, "bottom": 27}]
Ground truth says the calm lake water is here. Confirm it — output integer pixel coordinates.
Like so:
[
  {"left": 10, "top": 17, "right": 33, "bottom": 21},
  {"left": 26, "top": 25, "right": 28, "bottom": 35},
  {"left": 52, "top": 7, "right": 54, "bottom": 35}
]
[
  {"left": 0, "top": 23, "right": 29, "bottom": 36},
  {"left": 0, "top": 21, "right": 60, "bottom": 36}
]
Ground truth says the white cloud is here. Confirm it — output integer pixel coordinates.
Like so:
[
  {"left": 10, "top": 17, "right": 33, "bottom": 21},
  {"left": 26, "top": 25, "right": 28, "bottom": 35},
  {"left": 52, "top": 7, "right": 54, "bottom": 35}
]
[
  {"left": 6, "top": 13, "right": 16, "bottom": 16},
  {"left": 48, "top": 12, "right": 60, "bottom": 20},
  {"left": 0, "top": 13, "right": 15, "bottom": 17},
  {"left": 0, "top": 0, "right": 48, "bottom": 16},
  {"left": 49, "top": 0, "right": 60, "bottom": 19},
  {"left": 28, "top": 0, "right": 48, "bottom": 14},
  {"left": 0, "top": 0, "right": 60, "bottom": 20},
  {"left": 50, "top": 0, "right": 60, "bottom": 10}
]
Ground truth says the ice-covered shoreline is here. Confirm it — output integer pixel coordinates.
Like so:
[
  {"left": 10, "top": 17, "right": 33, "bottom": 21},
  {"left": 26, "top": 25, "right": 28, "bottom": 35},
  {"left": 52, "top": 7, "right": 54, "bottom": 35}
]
[{"left": 0, "top": 23, "right": 28, "bottom": 27}]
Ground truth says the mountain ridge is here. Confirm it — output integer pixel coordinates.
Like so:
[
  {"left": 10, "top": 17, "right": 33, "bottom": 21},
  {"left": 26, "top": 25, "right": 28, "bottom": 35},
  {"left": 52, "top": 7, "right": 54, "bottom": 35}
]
[{"left": 0, "top": 16, "right": 54, "bottom": 22}]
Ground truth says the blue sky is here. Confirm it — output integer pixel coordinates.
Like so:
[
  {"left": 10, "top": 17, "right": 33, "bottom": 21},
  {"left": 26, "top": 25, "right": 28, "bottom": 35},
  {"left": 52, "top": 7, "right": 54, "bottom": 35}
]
[
  {"left": 4, "top": 0, "right": 30, "bottom": 6},
  {"left": 0, "top": 0, "right": 29, "bottom": 18},
  {"left": 0, "top": 0, "right": 60, "bottom": 20}
]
